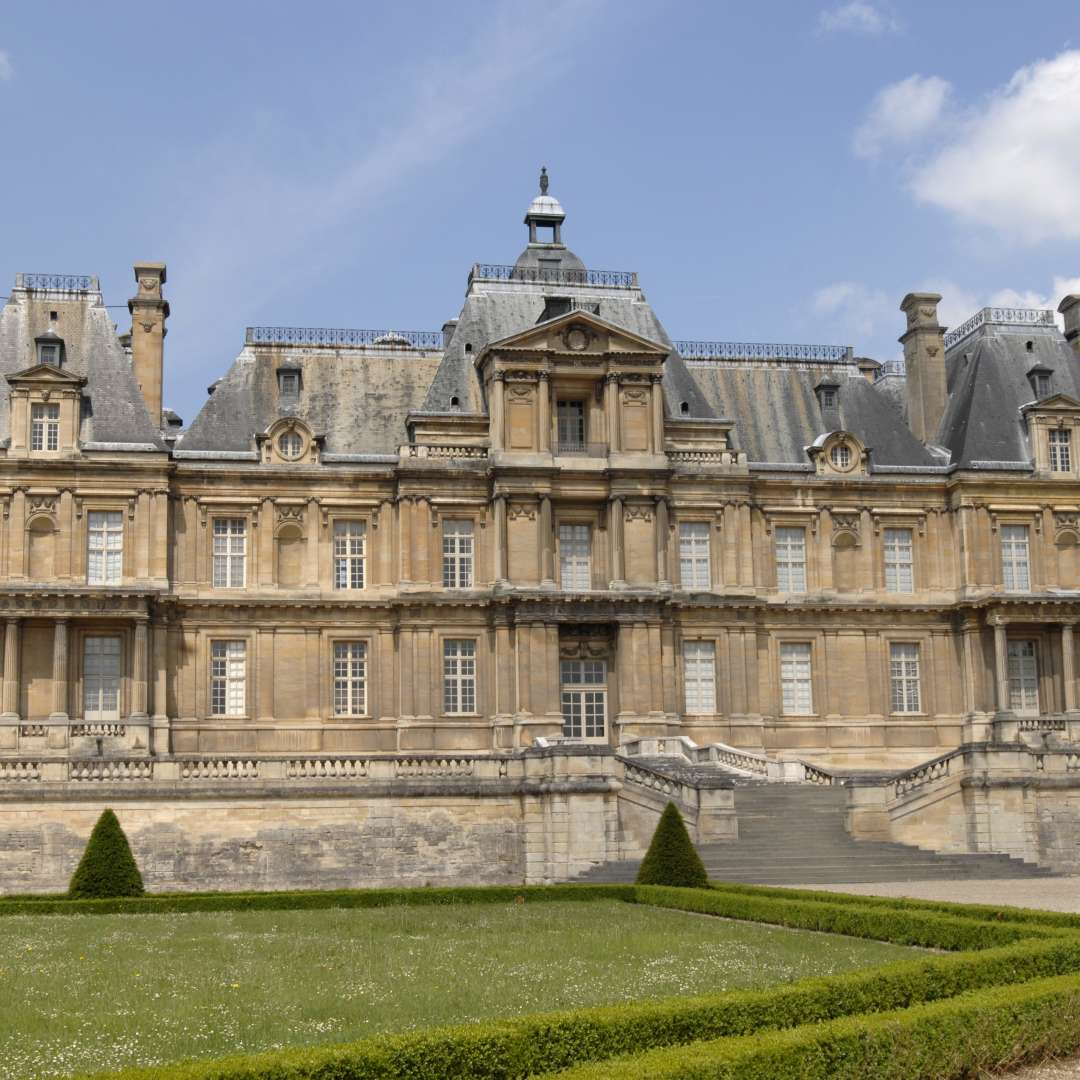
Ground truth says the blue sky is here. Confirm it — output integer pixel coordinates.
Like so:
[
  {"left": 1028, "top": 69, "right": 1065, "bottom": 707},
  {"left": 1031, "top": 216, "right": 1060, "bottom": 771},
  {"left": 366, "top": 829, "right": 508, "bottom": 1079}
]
[{"left": 2, "top": 0, "right": 1080, "bottom": 422}]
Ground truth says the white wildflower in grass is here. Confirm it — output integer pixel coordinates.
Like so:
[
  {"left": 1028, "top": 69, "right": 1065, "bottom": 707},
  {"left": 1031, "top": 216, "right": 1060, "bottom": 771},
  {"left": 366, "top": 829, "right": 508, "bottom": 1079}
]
[{"left": 0, "top": 902, "right": 916, "bottom": 1079}]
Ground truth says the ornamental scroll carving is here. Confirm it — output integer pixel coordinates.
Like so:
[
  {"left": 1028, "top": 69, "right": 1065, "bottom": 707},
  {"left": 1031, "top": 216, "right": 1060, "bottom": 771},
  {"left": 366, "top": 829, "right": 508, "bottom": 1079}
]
[
  {"left": 624, "top": 503, "right": 654, "bottom": 523},
  {"left": 276, "top": 505, "right": 305, "bottom": 527},
  {"left": 1055, "top": 511, "right": 1080, "bottom": 542},
  {"left": 507, "top": 502, "right": 536, "bottom": 521}
]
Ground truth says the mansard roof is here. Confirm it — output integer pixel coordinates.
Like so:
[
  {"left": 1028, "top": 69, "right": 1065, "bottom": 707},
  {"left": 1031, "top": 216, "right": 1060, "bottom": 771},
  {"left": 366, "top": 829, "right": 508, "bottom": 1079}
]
[
  {"left": 938, "top": 317, "right": 1080, "bottom": 468},
  {"left": 0, "top": 280, "right": 165, "bottom": 450}
]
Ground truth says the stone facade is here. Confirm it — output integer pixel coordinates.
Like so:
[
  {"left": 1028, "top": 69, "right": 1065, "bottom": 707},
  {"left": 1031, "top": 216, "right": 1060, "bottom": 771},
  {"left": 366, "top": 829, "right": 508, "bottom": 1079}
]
[{"left": 3, "top": 178, "right": 1080, "bottom": 889}]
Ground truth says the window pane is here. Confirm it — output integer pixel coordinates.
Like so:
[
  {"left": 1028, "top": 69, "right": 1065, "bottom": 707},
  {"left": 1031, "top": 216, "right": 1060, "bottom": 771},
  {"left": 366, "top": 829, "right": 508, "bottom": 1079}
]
[
  {"left": 779, "top": 642, "right": 812, "bottom": 714},
  {"left": 883, "top": 528, "right": 914, "bottom": 593},
  {"left": 1001, "top": 525, "right": 1030, "bottom": 591},
  {"left": 442, "top": 520, "right": 474, "bottom": 589},
  {"left": 210, "top": 640, "right": 246, "bottom": 716},
  {"left": 559, "top": 524, "right": 591, "bottom": 590},
  {"left": 679, "top": 522, "right": 711, "bottom": 589},
  {"left": 889, "top": 642, "right": 921, "bottom": 713},
  {"left": 87, "top": 511, "right": 124, "bottom": 585},
  {"left": 683, "top": 641, "right": 716, "bottom": 713},
  {"left": 556, "top": 401, "right": 586, "bottom": 451},
  {"left": 333, "top": 641, "right": 367, "bottom": 715},
  {"left": 775, "top": 527, "right": 806, "bottom": 593},
  {"left": 443, "top": 639, "right": 476, "bottom": 714},
  {"left": 213, "top": 518, "right": 246, "bottom": 588},
  {"left": 333, "top": 520, "right": 366, "bottom": 589},
  {"left": 1050, "top": 429, "right": 1072, "bottom": 472}
]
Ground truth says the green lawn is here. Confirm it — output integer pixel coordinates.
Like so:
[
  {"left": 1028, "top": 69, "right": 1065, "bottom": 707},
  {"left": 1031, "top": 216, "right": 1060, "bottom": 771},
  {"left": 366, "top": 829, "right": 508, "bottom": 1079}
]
[{"left": 0, "top": 900, "right": 918, "bottom": 1079}]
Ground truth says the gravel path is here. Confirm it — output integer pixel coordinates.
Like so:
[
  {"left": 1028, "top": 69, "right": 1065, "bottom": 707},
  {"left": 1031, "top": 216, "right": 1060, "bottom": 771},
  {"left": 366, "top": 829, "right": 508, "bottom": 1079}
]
[
  {"left": 779, "top": 877, "right": 1080, "bottom": 913},
  {"left": 990, "top": 1061, "right": 1080, "bottom": 1079}
]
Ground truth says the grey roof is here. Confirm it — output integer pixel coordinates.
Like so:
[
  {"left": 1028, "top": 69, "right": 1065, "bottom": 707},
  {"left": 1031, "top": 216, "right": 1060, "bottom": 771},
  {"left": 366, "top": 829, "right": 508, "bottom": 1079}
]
[
  {"left": 0, "top": 286, "right": 165, "bottom": 449},
  {"left": 687, "top": 360, "right": 938, "bottom": 467},
  {"left": 938, "top": 322, "right": 1079, "bottom": 468},
  {"left": 177, "top": 344, "right": 442, "bottom": 456}
]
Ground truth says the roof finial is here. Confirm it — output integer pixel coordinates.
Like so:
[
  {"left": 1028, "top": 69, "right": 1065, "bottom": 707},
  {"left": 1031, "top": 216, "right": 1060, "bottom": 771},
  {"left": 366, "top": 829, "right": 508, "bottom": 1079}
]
[{"left": 539, "top": 166, "right": 549, "bottom": 196}]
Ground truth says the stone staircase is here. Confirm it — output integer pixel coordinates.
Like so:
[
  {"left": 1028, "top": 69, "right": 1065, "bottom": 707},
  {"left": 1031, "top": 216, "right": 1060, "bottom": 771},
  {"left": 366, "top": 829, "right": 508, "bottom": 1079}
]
[{"left": 578, "top": 780, "right": 1056, "bottom": 885}]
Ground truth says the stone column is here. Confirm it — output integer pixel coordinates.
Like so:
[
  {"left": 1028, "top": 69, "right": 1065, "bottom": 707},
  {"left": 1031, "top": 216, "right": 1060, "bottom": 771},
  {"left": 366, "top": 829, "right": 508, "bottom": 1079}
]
[
  {"left": 2, "top": 619, "right": 20, "bottom": 718},
  {"left": 539, "top": 496, "right": 555, "bottom": 586},
  {"left": 151, "top": 620, "right": 169, "bottom": 754},
  {"left": 609, "top": 497, "right": 625, "bottom": 587},
  {"left": 605, "top": 375, "right": 621, "bottom": 452},
  {"left": 398, "top": 498, "right": 412, "bottom": 584},
  {"left": 490, "top": 373, "right": 505, "bottom": 450},
  {"left": 50, "top": 619, "right": 69, "bottom": 720},
  {"left": 1064, "top": 623, "right": 1076, "bottom": 712},
  {"left": 650, "top": 373, "right": 665, "bottom": 453},
  {"left": 993, "top": 622, "right": 1010, "bottom": 712},
  {"left": 493, "top": 495, "right": 508, "bottom": 583},
  {"left": 538, "top": 372, "right": 551, "bottom": 453},
  {"left": 654, "top": 497, "right": 670, "bottom": 584},
  {"left": 132, "top": 620, "right": 149, "bottom": 717}
]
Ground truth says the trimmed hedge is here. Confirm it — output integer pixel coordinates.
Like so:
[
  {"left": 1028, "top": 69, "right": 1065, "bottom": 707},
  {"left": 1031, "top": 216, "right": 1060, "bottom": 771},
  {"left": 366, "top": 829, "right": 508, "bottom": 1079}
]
[
  {"left": 0, "top": 883, "right": 634, "bottom": 918},
  {"left": 639, "top": 885, "right": 1059, "bottom": 950},
  {"left": 68, "top": 809, "right": 144, "bottom": 899},
  {"left": 73, "top": 935, "right": 1080, "bottom": 1080},
  {"left": 706, "top": 880, "right": 1080, "bottom": 930},
  {"left": 636, "top": 802, "right": 709, "bottom": 888},
  {"left": 542, "top": 973, "right": 1080, "bottom": 1079}
]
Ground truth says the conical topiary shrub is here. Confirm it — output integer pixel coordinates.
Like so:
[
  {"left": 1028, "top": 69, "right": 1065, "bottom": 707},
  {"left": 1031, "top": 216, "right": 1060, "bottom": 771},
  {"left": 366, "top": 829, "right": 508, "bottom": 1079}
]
[
  {"left": 68, "top": 809, "right": 145, "bottom": 899},
  {"left": 635, "top": 801, "right": 709, "bottom": 888}
]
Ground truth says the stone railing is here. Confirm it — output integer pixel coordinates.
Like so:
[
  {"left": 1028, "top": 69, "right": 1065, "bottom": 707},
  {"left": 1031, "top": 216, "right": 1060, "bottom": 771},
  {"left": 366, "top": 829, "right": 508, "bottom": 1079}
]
[
  {"left": 406, "top": 444, "right": 488, "bottom": 459},
  {"left": 667, "top": 449, "right": 742, "bottom": 467},
  {"left": 286, "top": 757, "right": 368, "bottom": 780},
  {"left": 1067, "top": 754, "right": 1080, "bottom": 772},
  {"left": 676, "top": 341, "right": 853, "bottom": 363},
  {"left": 622, "top": 761, "right": 696, "bottom": 807},
  {"left": 1019, "top": 715, "right": 1067, "bottom": 732},
  {"left": 697, "top": 742, "right": 769, "bottom": 777},
  {"left": 69, "top": 760, "right": 153, "bottom": 782},
  {"left": 18, "top": 725, "right": 46, "bottom": 737},
  {"left": 0, "top": 761, "right": 40, "bottom": 782},
  {"left": 944, "top": 307, "right": 1055, "bottom": 351},
  {"left": 246, "top": 326, "right": 444, "bottom": 349},
  {"left": 893, "top": 753, "right": 954, "bottom": 798},
  {"left": 801, "top": 762, "right": 838, "bottom": 786},
  {"left": 469, "top": 263, "right": 639, "bottom": 289},
  {"left": 620, "top": 735, "right": 769, "bottom": 778},
  {"left": 70, "top": 723, "right": 126, "bottom": 738},
  {"left": 179, "top": 759, "right": 259, "bottom": 780}
]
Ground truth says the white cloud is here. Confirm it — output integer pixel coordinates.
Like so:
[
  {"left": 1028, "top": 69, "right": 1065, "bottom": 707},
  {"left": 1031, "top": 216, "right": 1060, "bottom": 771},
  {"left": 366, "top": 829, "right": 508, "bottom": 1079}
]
[
  {"left": 0, "top": 50, "right": 13, "bottom": 82},
  {"left": 853, "top": 74, "right": 951, "bottom": 159},
  {"left": 910, "top": 50, "right": 1080, "bottom": 241},
  {"left": 818, "top": 2, "right": 899, "bottom": 35},
  {"left": 811, "top": 281, "right": 893, "bottom": 339}
]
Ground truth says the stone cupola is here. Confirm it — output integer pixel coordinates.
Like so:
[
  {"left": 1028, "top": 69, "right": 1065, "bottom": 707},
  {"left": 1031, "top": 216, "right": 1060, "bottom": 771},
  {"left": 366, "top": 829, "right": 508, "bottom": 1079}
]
[{"left": 513, "top": 167, "right": 586, "bottom": 276}]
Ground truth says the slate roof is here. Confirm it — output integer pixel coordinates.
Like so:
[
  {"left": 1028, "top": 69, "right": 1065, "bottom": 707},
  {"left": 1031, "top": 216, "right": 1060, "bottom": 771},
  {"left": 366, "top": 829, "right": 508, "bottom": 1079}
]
[
  {"left": 938, "top": 322, "right": 1079, "bottom": 468},
  {"left": 688, "top": 360, "right": 939, "bottom": 468},
  {"left": 0, "top": 285, "right": 164, "bottom": 450}
]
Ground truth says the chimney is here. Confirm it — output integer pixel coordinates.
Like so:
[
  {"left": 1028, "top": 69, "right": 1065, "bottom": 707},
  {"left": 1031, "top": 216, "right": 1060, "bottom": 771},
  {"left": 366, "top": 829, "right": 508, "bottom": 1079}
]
[
  {"left": 127, "top": 262, "right": 169, "bottom": 426},
  {"left": 899, "top": 292, "right": 946, "bottom": 444},
  {"left": 1059, "top": 294, "right": 1080, "bottom": 357}
]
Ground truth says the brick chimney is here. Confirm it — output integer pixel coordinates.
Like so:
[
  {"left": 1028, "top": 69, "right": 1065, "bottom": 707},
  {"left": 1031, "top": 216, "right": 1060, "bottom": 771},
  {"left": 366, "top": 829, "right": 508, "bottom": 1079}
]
[
  {"left": 899, "top": 292, "right": 946, "bottom": 444},
  {"left": 1059, "top": 294, "right": 1080, "bottom": 357},
  {"left": 127, "top": 263, "right": 169, "bottom": 426}
]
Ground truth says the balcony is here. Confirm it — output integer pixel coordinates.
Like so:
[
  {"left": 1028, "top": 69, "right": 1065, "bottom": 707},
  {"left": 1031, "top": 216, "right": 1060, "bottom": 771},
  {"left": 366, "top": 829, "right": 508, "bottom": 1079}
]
[{"left": 554, "top": 440, "right": 608, "bottom": 458}]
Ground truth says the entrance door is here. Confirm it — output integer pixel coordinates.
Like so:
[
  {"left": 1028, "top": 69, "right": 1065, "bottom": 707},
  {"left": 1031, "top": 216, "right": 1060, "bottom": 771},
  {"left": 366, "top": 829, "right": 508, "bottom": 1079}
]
[
  {"left": 561, "top": 659, "right": 607, "bottom": 741},
  {"left": 1007, "top": 639, "right": 1039, "bottom": 715},
  {"left": 83, "top": 636, "right": 121, "bottom": 723}
]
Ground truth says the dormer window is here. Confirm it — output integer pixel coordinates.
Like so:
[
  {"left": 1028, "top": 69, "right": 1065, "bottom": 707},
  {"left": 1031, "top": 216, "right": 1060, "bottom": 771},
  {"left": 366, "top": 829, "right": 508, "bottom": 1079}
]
[
  {"left": 278, "top": 431, "right": 303, "bottom": 460},
  {"left": 815, "top": 381, "right": 839, "bottom": 410},
  {"left": 1035, "top": 373, "right": 1052, "bottom": 398},
  {"left": 830, "top": 443, "right": 852, "bottom": 470},
  {"left": 31, "top": 403, "right": 60, "bottom": 451},
  {"left": 35, "top": 331, "right": 65, "bottom": 368},
  {"left": 277, "top": 368, "right": 301, "bottom": 401}
]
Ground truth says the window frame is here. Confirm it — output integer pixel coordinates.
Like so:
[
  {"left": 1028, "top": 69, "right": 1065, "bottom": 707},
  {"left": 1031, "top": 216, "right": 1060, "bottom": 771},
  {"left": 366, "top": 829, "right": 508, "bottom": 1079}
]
[
  {"left": 1000, "top": 523, "right": 1032, "bottom": 592},
  {"left": 678, "top": 521, "right": 712, "bottom": 590},
  {"left": 560, "top": 658, "right": 608, "bottom": 741},
  {"left": 332, "top": 639, "right": 368, "bottom": 717},
  {"left": 442, "top": 518, "right": 475, "bottom": 589},
  {"left": 682, "top": 639, "right": 717, "bottom": 715},
  {"left": 211, "top": 517, "right": 247, "bottom": 589},
  {"left": 30, "top": 402, "right": 60, "bottom": 453},
  {"left": 883, "top": 527, "right": 915, "bottom": 594},
  {"left": 555, "top": 398, "right": 587, "bottom": 453},
  {"left": 779, "top": 641, "right": 814, "bottom": 716},
  {"left": 209, "top": 639, "right": 247, "bottom": 717},
  {"left": 774, "top": 526, "right": 808, "bottom": 594},
  {"left": 442, "top": 638, "right": 477, "bottom": 715},
  {"left": 86, "top": 509, "right": 124, "bottom": 586},
  {"left": 332, "top": 518, "right": 367, "bottom": 591},
  {"left": 558, "top": 521, "right": 592, "bottom": 591},
  {"left": 1049, "top": 428, "right": 1073, "bottom": 473},
  {"left": 888, "top": 641, "right": 922, "bottom": 714}
]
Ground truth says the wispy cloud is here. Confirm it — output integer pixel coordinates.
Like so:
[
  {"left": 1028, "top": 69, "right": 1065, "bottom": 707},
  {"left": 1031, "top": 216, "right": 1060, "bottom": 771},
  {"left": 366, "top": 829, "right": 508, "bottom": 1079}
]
[
  {"left": 161, "top": 0, "right": 606, "bottom": 408},
  {"left": 853, "top": 74, "right": 951, "bottom": 160},
  {"left": 910, "top": 50, "right": 1080, "bottom": 242},
  {"left": 0, "top": 50, "right": 14, "bottom": 81},
  {"left": 817, "top": 2, "right": 899, "bottom": 36}
]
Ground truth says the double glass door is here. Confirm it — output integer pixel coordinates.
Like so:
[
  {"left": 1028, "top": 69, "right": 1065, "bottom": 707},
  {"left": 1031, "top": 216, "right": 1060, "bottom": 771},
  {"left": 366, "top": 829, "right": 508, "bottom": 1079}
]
[
  {"left": 83, "top": 636, "right": 121, "bottom": 723},
  {"left": 1007, "top": 639, "right": 1039, "bottom": 715},
  {"left": 561, "top": 659, "right": 607, "bottom": 741}
]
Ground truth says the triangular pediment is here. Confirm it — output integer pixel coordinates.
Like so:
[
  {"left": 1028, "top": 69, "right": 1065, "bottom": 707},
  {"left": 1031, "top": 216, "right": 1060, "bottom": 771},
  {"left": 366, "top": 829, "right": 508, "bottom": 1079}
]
[
  {"left": 1023, "top": 393, "right": 1080, "bottom": 412},
  {"left": 4, "top": 363, "right": 87, "bottom": 387},
  {"left": 483, "top": 309, "right": 669, "bottom": 359}
]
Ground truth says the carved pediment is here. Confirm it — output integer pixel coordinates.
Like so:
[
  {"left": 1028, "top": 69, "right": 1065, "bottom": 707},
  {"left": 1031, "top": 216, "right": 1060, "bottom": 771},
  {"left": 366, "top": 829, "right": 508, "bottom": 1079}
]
[
  {"left": 481, "top": 310, "right": 668, "bottom": 363},
  {"left": 1022, "top": 393, "right": 1080, "bottom": 414},
  {"left": 4, "top": 364, "right": 86, "bottom": 388}
]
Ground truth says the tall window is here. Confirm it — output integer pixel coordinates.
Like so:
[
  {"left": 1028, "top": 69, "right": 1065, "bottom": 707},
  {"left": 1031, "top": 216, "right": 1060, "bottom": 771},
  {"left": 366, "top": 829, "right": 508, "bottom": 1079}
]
[
  {"left": 87, "top": 511, "right": 123, "bottom": 585},
  {"left": 679, "top": 522, "right": 711, "bottom": 589},
  {"left": 443, "top": 639, "right": 476, "bottom": 714},
  {"left": 442, "top": 520, "right": 474, "bottom": 588},
  {"left": 1035, "top": 373, "right": 1052, "bottom": 398},
  {"left": 883, "top": 528, "right": 914, "bottom": 594},
  {"left": 683, "top": 641, "right": 717, "bottom": 713},
  {"left": 210, "top": 640, "right": 246, "bottom": 716},
  {"left": 38, "top": 342, "right": 60, "bottom": 366},
  {"left": 1007, "top": 640, "right": 1039, "bottom": 714},
  {"left": 775, "top": 527, "right": 807, "bottom": 593},
  {"left": 83, "top": 636, "right": 121, "bottom": 722},
  {"left": 556, "top": 400, "right": 586, "bottom": 452},
  {"left": 1001, "top": 525, "right": 1031, "bottom": 591},
  {"left": 889, "top": 643, "right": 921, "bottom": 713},
  {"left": 333, "top": 520, "right": 366, "bottom": 590},
  {"left": 333, "top": 641, "right": 367, "bottom": 716},
  {"left": 212, "top": 518, "right": 247, "bottom": 588},
  {"left": 559, "top": 523, "right": 592, "bottom": 591},
  {"left": 780, "top": 642, "right": 813, "bottom": 715},
  {"left": 561, "top": 658, "right": 607, "bottom": 740},
  {"left": 1050, "top": 429, "right": 1072, "bottom": 472},
  {"left": 30, "top": 403, "right": 60, "bottom": 452}
]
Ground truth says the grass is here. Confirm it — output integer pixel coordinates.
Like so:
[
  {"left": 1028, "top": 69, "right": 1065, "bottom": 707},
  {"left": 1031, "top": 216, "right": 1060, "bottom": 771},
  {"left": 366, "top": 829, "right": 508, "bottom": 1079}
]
[{"left": 0, "top": 900, "right": 917, "bottom": 1079}]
